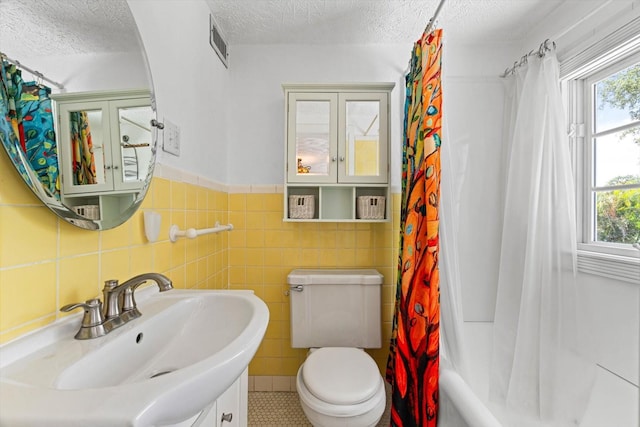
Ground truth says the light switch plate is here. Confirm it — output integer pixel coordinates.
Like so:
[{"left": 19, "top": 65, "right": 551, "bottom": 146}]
[{"left": 162, "top": 118, "right": 181, "bottom": 156}]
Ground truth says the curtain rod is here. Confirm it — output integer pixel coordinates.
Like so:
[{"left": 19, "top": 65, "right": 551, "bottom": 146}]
[
  {"left": 424, "top": 0, "right": 446, "bottom": 35},
  {"left": 0, "top": 52, "right": 65, "bottom": 90},
  {"left": 404, "top": 0, "right": 446, "bottom": 75},
  {"left": 500, "top": 39, "right": 557, "bottom": 78}
]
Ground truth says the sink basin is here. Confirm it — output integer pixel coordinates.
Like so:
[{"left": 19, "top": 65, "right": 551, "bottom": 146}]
[{"left": 0, "top": 289, "right": 269, "bottom": 426}]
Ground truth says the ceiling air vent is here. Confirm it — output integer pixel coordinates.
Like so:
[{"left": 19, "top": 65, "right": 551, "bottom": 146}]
[{"left": 209, "top": 14, "right": 228, "bottom": 68}]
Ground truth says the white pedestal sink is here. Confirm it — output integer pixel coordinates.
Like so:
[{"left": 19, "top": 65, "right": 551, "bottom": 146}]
[{"left": 0, "top": 289, "right": 269, "bottom": 427}]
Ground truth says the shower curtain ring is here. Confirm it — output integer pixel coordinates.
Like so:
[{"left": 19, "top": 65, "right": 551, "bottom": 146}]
[
  {"left": 539, "top": 39, "right": 551, "bottom": 56},
  {"left": 150, "top": 119, "right": 164, "bottom": 130}
]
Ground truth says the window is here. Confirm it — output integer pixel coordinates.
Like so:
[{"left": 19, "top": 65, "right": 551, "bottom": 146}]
[
  {"left": 564, "top": 43, "right": 640, "bottom": 283},
  {"left": 586, "top": 57, "right": 640, "bottom": 247}
]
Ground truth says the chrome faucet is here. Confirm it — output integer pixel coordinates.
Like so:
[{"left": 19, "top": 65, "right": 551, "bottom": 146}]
[
  {"left": 61, "top": 273, "right": 173, "bottom": 339},
  {"left": 103, "top": 273, "right": 174, "bottom": 324}
]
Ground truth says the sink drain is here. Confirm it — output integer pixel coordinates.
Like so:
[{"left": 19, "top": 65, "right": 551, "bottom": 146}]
[{"left": 149, "top": 369, "right": 176, "bottom": 379}]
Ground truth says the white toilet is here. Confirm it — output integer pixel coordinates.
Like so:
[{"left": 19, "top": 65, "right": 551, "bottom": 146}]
[{"left": 288, "top": 269, "right": 386, "bottom": 427}]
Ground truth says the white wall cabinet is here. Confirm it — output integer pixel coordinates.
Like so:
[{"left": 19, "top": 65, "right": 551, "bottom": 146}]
[
  {"left": 52, "top": 90, "right": 152, "bottom": 220},
  {"left": 55, "top": 90, "right": 152, "bottom": 195},
  {"left": 283, "top": 83, "right": 394, "bottom": 222}
]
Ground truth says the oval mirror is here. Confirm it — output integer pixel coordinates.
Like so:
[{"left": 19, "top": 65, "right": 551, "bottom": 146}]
[{"left": 0, "top": 0, "right": 156, "bottom": 230}]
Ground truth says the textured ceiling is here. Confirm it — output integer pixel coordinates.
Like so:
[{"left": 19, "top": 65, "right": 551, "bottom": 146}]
[
  {"left": 1, "top": 0, "right": 586, "bottom": 59},
  {"left": 206, "top": 0, "right": 567, "bottom": 45},
  {"left": 0, "top": 0, "right": 138, "bottom": 58}
]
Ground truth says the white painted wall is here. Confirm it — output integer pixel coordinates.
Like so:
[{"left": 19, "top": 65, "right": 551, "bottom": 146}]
[
  {"left": 444, "top": 77, "right": 505, "bottom": 321},
  {"left": 226, "top": 41, "right": 516, "bottom": 190},
  {"left": 17, "top": 51, "right": 149, "bottom": 95},
  {"left": 226, "top": 43, "right": 408, "bottom": 190},
  {"left": 128, "top": 0, "right": 230, "bottom": 184}
]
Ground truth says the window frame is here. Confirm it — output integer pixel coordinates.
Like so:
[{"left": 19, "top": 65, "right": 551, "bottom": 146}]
[{"left": 564, "top": 48, "right": 640, "bottom": 284}]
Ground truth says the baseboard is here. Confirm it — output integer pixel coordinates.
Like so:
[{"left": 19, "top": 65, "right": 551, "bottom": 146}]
[{"left": 248, "top": 375, "right": 297, "bottom": 392}]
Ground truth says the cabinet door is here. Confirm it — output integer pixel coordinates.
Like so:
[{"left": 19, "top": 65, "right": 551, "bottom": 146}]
[
  {"left": 338, "top": 92, "right": 388, "bottom": 184},
  {"left": 108, "top": 98, "right": 154, "bottom": 191},
  {"left": 287, "top": 92, "right": 338, "bottom": 183},
  {"left": 58, "top": 101, "right": 114, "bottom": 194},
  {"left": 216, "top": 374, "right": 243, "bottom": 427}
]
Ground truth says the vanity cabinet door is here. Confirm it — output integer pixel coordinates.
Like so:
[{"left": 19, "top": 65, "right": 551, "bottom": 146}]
[
  {"left": 191, "top": 368, "right": 247, "bottom": 427},
  {"left": 216, "top": 368, "right": 248, "bottom": 427}
]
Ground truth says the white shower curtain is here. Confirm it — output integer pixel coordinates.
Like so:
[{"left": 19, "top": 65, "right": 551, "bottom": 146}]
[
  {"left": 490, "top": 51, "right": 595, "bottom": 426},
  {"left": 439, "top": 115, "right": 469, "bottom": 381}
]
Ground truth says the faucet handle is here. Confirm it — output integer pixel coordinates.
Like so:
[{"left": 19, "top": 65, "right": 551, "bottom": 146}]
[
  {"left": 120, "top": 287, "right": 142, "bottom": 322},
  {"left": 60, "top": 298, "right": 108, "bottom": 340},
  {"left": 60, "top": 298, "right": 105, "bottom": 327}
]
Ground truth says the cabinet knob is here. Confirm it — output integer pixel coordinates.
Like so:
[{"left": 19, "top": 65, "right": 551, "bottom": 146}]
[
  {"left": 113, "top": 165, "right": 119, "bottom": 170},
  {"left": 340, "top": 156, "right": 345, "bottom": 162},
  {"left": 331, "top": 156, "right": 337, "bottom": 162},
  {"left": 221, "top": 412, "right": 233, "bottom": 423},
  {"left": 105, "top": 165, "right": 112, "bottom": 170}
]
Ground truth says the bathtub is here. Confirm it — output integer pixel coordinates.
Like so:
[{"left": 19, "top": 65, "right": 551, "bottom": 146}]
[
  {"left": 439, "top": 366, "right": 502, "bottom": 427},
  {"left": 437, "top": 322, "right": 639, "bottom": 427}
]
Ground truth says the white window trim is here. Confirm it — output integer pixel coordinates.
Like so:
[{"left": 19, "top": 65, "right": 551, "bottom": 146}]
[{"left": 562, "top": 29, "right": 640, "bottom": 285}]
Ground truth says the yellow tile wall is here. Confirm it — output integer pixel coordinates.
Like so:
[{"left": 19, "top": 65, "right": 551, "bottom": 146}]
[
  {"left": 229, "top": 192, "right": 400, "bottom": 377},
  {"left": 0, "top": 152, "right": 229, "bottom": 343},
  {"left": 0, "top": 147, "right": 400, "bottom": 377}
]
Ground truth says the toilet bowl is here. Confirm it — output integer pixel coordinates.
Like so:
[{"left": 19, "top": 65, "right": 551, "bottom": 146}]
[{"left": 296, "top": 347, "right": 386, "bottom": 427}]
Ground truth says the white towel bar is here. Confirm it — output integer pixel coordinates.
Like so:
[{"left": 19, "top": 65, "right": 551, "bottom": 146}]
[{"left": 169, "top": 222, "right": 233, "bottom": 242}]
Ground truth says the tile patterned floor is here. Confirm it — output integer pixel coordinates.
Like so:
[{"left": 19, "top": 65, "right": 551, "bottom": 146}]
[
  {"left": 248, "top": 384, "right": 391, "bottom": 426},
  {"left": 248, "top": 391, "right": 312, "bottom": 426}
]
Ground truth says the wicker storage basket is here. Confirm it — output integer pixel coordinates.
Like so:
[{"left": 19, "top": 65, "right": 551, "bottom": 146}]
[
  {"left": 357, "top": 196, "right": 385, "bottom": 219},
  {"left": 288, "top": 195, "right": 315, "bottom": 219},
  {"left": 72, "top": 204, "right": 100, "bottom": 220}
]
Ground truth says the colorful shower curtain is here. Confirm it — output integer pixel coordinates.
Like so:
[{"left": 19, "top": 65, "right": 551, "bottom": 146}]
[
  {"left": 1, "top": 62, "right": 23, "bottom": 145},
  {"left": 0, "top": 59, "right": 59, "bottom": 198},
  {"left": 69, "top": 111, "right": 97, "bottom": 185},
  {"left": 0, "top": 62, "right": 30, "bottom": 183},
  {"left": 20, "top": 82, "right": 59, "bottom": 197},
  {"left": 386, "top": 29, "right": 442, "bottom": 427}
]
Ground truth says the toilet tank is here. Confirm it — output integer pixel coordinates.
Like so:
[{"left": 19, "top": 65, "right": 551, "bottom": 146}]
[{"left": 288, "top": 269, "right": 382, "bottom": 349}]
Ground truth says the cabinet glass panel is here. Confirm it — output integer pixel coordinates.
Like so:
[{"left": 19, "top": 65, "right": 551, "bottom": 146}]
[
  {"left": 345, "top": 100, "right": 380, "bottom": 177},
  {"left": 117, "top": 105, "right": 153, "bottom": 183},
  {"left": 68, "top": 109, "right": 106, "bottom": 187},
  {"left": 295, "top": 100, "right": 331, "bottom": 178}
]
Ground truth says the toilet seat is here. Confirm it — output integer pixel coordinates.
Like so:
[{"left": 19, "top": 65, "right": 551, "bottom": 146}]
[
  {"left": 297, "top": 367, "right": 386, "bottom": 421},
  {"left": 302, "top": 347, "right": 381, "bottom": 405}
]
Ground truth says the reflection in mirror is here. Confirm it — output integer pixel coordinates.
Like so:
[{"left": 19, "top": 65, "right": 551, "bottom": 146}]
[
  {"left": 0, "top": 0, "right": 155, "bottom": 230},
  {"left": 52, "top": 90, "right": 153, "bottom": 224},
  {"left": 346, "top": 100, "right": 380, "bottom": 177},
  {"left": 295, "top": 100, "right": 331, "bottom": 177},
  {"left": 119, "top": 105, "right": 153, "bottom": 183},
  {"left": 70, "top": 109, "right": 103, "bottom": 187}
]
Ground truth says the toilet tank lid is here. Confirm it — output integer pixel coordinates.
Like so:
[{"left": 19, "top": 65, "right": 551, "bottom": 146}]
[{"left": 287, "top": 269, "right": 383, "bottom": 285}]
